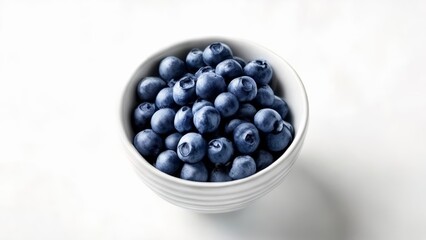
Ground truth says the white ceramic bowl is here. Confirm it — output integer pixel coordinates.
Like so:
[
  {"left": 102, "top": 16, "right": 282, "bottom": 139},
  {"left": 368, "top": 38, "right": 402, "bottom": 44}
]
[{"left": 119, "top": 37, "right": 309, "bottom": 213}]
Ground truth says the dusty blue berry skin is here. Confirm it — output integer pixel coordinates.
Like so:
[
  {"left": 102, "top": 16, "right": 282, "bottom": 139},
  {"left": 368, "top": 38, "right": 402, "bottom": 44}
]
[
  {"left": 177, "top": 132, "right": 206, "bottom": 163},
  {"left": 233, "top": 56, "right": 246, "bottom": 68},
  {"left": 193, "top": 106, "right": 221, "bottom": 134},
  {"left": 244, "top": 59, "right": 273, "bottom": 85},
  {"left": 186, "top": 48, "right": 205, "bottom": 71},
  {"left": 236, "top": 103, "right": 257, "bottom": 120},
  {"left": 255, "top": 150, "right": 274, "bottom": 171},
  {"left": 173, "top": 75, "right": 197, "bottom": 106},
  {"left": 165, "top": 133, "right": 183, "bottom": 151},
  {"left": 224, "top": 119, "right": 245, "bottom": 135},
  {"left": 266, "top": 126, "right": 293, "bottom": 152},
  {"left": 192, "top": 99, "right": 213, "bottom": 114},
  {"left": 215, "top": 59, "right": 243, "bottom": 81},
  {"left": 159, "top": 56, "right": 186, "bottom": 81},
  {"left": 133, "top": 102, "right": 156, "bottom": 129},
  {"left": 282, "top": 120, "right": 294, "bottom": 137},
  {"left": 155, "top": 150, "right": 182, "bottom": 175},
  {"left": 203, "top": 42, "right": 233, "bottom": 67},
  {"left": 196, "top": 72, "right": 226, "bottom": 100},
  {"left": 150, "top": 108, "right": 176, "bottom": 135},
  {"left": 180, "top": 162, "right": 208, "bottom": 182},
  {"left": 155, "top": 87, "right": 176, "bottom": 109},
  {"left": 167, "top": 78, "right": 177, "bottom": 87},
  {"left": 233, "top": 122, "right": 260, "bottom": 154},
  {"left": 194, "top": 66, "right": 214, "bottom": 78},
  {"left": 254, "top": 85, "right": 275, "bottom": 107},
  {"left": 214, "top": 92, "right": 239, "bottom": 118},
  {"left": 228, "top": 76, "right": 258, "bottom": 102},
  {"left": 208, "top": 137, "right": 234, "bottom": 165},
  {"left": 210, "top": 167, "right": 232, "bottom": 182},
  {"left": 133, "top": 129, "right": 163, "bottom": 159},
  {"left": 174, "top": 106, "right": 194, "bottom": 133},
  {"left": 254, "top": 108, "right": 282, "bottom": 133},
  {"left": 137, "top": 77, "right": 167, "bottom": 102},
  {"left": 271, "top": 96, "right": 290, "bottom": 119},
  {"left": 229, "top": 155, "right": 256, "bottom": 180}
]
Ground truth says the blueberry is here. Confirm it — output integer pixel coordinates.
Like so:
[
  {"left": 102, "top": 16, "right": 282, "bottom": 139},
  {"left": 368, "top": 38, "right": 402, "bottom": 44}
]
[
  {"left": 174, "top": 106, "right": 194, "bottom": 133},
  {"left": 150, "top": 108, "right": 176, "bottom": 135},
  {"left": 173, "top": 74, "right": 197, "bottom": 105},
  {"left": 254, "top": 108, "right": 282, "bottom": 133},
  {"left": 133, "top": 102, "right": 156, "bottom": 129},
  {"left": 180, "top": 161, "right": 208, "bottom": 182},
  {"left": 155, "top": 150, "right": 182, "bottom": 175},
  {"left": 271, "top": 96, "right": 290, "bottom": 119},
  {"left": 229, "top": 155, "right": 256, "bottom": 180},
  {"left": 254, "top": 85, "right": 274, "bottom": 107},
  {"left": 236, "top": 103, "right": 257, "bottom": 120},
  {"left": 214, "top": 92, "right": 239, "bottom": 118},
  {"left": 193, "top": 106, "right": 221, "bottom": 134},
  {"left": 266, "top": 126, "right": 293, "bottom": 152},
  {"left": 192, "top": 99, "right": 213, "bottom": 114},
  {"left": 155, "top": 87, "right": 176, "bottom": 109},
  {"left": 224, "top": 119, "right": 245, "bottom": 135},
  {"left": 244, "top": 59, "right": 273, "bottom": 85},
  {"left": 282, "top": 120, "right": 294, "bottom": 136},
  {"left": 210, "top": 167, "right": 232, "bottom": 182},
  {"left": 227, "top": 76, "right": 258, "bottom": 102},
  {"left": 194, "top": 66, "right": 215, "bottom": 78},
  {"left": 159, "top": 56, "right": 186, "bottom": 81},
  {"left": 165, "top": 132, "right": 183, "bottom": 150},
  {"left": 203, "top": 42, "right": 233, "bottom": 67},
  {"left": 233, "top": 56, "right": 246, "bottom": 68},
  {"left": 186, "top": 48, "right": 205, "bottom": 71},
  {"left": 208, "top": 137, "right": 234, "bottom": 165},
  {"left": 177, "top": 132, "right": 206, "bottom": 163},
  {"left": 133, "top": 129, "right": 163, "bottom": 159},
  {"left": 137, "top": 77, "right": 167, "bottom": 102},
  {"left": 254, "top": 150, "right": 274, "bottom": 171},
  {"left": 233, "top": 122, "right": 260, "bottom": 154},
  {"left": 215, "top": 59, "right": 243, "bottom": 81},
  {"left": 196, "top": 72, "right": 226, "bottom": 100}
]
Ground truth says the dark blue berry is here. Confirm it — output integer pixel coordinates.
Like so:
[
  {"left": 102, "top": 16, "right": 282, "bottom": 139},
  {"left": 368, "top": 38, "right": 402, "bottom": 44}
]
[
  {"left": 137, "top": 77, "right": 166, "bottom": 102},
  {"left": 196, "top": 72, "right": 226, "bottom": 100},
  {"left": 214, "top": 92, "right": 239, "bottom": 118},
  {"left": 244, "top": 59, "right": 273, "bottom": 85},
  {"left": 133, "top": 129, "right": 163, "bottom": 159},
  {"left": 203, "top": 42, "right": 233, "bottom": 67},
  {"left": 159, "top": 56, "right": 186, "bottom": 81},
  {"left": 150, "top": 108, "right": 176, "bottom": 135},
  {"left": 177, "top": 132, "right": 206, "bottom": 163},
  {"left": 155, "top": 150, "right": 182, "bottom": 175},
  {"left": 233, "top": 122, "right": 260, "bottom": 154},
  {"left": 174, "top": 106, "right": 194, "bottom": 133},
  {"left": 229, "top": 155, "right": 256, "bottom": 180},
  {"left": 227, "top": 76, "right": 257, "bottom": 102}
]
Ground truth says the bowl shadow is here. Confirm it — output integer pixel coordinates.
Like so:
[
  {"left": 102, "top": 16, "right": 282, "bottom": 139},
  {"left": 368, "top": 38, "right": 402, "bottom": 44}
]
[{"left": 190, "top": 158, "right": 352, "bottom": 240}]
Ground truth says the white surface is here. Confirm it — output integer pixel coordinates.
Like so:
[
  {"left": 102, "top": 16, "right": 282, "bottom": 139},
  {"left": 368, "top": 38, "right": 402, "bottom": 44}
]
[{"left": 0, "top": 0, "right": 425, "bottom": 239}]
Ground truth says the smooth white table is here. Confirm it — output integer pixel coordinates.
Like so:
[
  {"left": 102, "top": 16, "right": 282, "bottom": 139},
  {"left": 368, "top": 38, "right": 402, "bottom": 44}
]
[{"left": 1, "top": 0, "right": 425, "bottom": 239}]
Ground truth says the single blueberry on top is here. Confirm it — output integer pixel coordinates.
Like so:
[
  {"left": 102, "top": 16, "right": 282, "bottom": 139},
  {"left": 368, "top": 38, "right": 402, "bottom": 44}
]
[
  {"left": 174, "top": 106, "right": 194, "bottom": 133},
  {"left": 186, "top": 48, "right": 205, "bottom": 71},
  {"left": 254, "top": 150, "right": 274, "bottom": 171},
  {"left": 265, "top": 126, "right": 293, "bottom": 152},
  {"left": 229, "top": 155, "right": 256, "bottom": 180},
  {"left": 159, "top": 56, "right": 186, "bottom": 81},
  {"left": 233, "top": 122, "right": 260, "bottom": 154},
  {"left": 196, "top": 72, "right": 226, "bottom": 100},
  {"left": 202, "top": 42, "right": 233, "bottom": 67},
  {"left": 214, "top": 92, "right": 239, "bottom": 118},
  {"left": 215, "top": 59, "right": 243, "bottom": 81},
  {"left": 227, "top": 76, "right": 258, "bottom": 102},
  {"left": 165, "top": 132, "right": 183, "bottom": 151},
  {"left": 193, "top": 106, "right": 221, "bottom": 134},
  {"left": 133, "top": 102, "right": 156, "bottom": 129},
  {"left": 194, "top": 66, "right": 215, "bottom": 78},
  {"left": 254, "top": 108, "right": 282, "bottom": 133},
  {"left": 173, "top": 74, "right": 197, "bottom": 105},
  {"left": 155, "top": 150, "right": 182, "bottom": 175},
  {"left": 137, "top": 77, "right": 167, "bottom": 102},
  {"left": 177, "top": 132, "right": 206, "bottom": 163},
  {"left": 271, "top": 96, "right": 290, "bottom": 119},
  {"left": 192, "top": 99, "right": 213, "bottom": 114},
  {"left": 155, "top": 87, "right": 176, "bottom": 109},
  {"left": 208, "top": 137, "right": 234, "bottom": 165},
  {"left": 180, "top": 162, "right": 208, "bottom": 182},
  {"left": 210, "top": 167, "right": 232, "bottom": 182},
  {"left": 254, "top": 85, "right": 275, "bottom": 107},
  {"left": 133, "top": 129, "right": 164, "bottom": 159},
  {"left": 244, "top": 59, "right": 273, "bottom": 85},
  {"left": 233, "top": 56, "right": 247, "bottom": 68},
  {"left": 150, "top": 108, "right": 176, "bottom": 135}
]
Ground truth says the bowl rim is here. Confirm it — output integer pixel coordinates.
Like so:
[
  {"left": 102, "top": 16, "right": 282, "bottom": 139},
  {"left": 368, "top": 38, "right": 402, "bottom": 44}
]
[{"left": 119, "top": 36, "right": 309, "bottom": 188}]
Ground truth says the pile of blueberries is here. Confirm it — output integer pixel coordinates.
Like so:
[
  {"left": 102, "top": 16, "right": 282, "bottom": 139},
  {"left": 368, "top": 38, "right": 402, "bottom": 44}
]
[{"left": 132, "top": 42, "right": 294, "bottom": 182}]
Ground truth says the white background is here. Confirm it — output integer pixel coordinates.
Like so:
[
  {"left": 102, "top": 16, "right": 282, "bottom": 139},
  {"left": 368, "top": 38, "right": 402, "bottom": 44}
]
[{"left": 1, "top": 0, "right": 426, "bottom": 239}]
